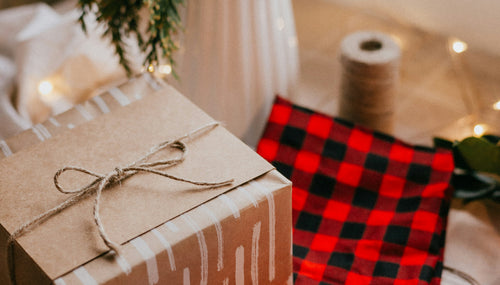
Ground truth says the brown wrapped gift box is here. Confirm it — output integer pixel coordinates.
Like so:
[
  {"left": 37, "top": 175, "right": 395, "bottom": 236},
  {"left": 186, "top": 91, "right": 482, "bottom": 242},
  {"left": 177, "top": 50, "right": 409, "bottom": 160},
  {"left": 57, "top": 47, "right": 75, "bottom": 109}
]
[{"left": 0, "top": 78, "right": 292, "bottom": 284}]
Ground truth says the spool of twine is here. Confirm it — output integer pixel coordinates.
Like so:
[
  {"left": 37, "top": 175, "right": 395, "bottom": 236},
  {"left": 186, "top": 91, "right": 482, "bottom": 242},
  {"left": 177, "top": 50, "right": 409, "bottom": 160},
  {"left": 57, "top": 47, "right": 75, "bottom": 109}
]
[{"left": 338, "top": 30, "right": 401, "bottom": 133}]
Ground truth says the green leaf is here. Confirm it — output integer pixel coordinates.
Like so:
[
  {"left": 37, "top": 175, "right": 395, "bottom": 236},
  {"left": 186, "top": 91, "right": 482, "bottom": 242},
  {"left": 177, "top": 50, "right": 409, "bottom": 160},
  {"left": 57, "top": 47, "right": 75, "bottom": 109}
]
[{"left": 456, "top": 137, "right": 500, "bottom": 174}]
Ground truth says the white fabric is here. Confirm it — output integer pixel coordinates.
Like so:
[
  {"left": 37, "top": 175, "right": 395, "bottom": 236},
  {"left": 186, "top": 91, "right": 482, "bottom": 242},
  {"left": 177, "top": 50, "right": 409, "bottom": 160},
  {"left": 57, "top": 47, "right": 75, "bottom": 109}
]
[{"left": 0, "top": 2, "right": 138, "bottom": 139}]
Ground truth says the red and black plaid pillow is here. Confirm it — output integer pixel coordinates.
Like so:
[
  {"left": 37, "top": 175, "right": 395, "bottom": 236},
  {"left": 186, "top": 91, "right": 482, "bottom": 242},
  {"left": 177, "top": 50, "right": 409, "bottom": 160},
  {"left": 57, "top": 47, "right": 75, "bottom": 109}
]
[{"left": 256, "top": 96, "right": 454, "bottom": 284}]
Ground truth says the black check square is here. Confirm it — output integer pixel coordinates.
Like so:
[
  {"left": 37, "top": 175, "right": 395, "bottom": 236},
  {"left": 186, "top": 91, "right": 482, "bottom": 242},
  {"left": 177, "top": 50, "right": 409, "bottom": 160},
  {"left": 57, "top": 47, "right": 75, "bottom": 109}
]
[
  {"left": 384, "top": 225, "right": 410, "bottom": 246},
  {"left": 328, "top": 252, "right": 355, "bottom": 270},
  {"left": 281, "top": 126, "right": 306, "bottom": 149},
  {"left": 352, "top": 187, "right": 378, "bottom": 209},
  {"left": 364, "top": 153, "right": 389, "bottom": 173},
  {"left": 407, "top": 163, "right": 432, "bottom": 184},
  {"left": 396, "top": 197, "right": 421, "bottom": 212},
  {"left": 294, "top": 244, "right": 309, "bottom": 259},
  {"left": 296, "top": 212, "right": 322, "bottom": 233},
  {"left": 310, "top": 174, "right": 336, "bottom": 198},
  {"left": 273, "top": 162, "right": 293, "bottom": 179},
  {"left": 340, "top": 222, "right": 366, "bottom": 239},
  {"left": 373, "top": 261, "right": 399, "bottom": 278},
  {"left": 323, "top": 139, "right": 347, "bottom": 161},
  {"left": 429, "top": 233, "right": 442, "bottom": 255},
  {"left": 419, "top": 265, "right": 435, "bottom": 281}
]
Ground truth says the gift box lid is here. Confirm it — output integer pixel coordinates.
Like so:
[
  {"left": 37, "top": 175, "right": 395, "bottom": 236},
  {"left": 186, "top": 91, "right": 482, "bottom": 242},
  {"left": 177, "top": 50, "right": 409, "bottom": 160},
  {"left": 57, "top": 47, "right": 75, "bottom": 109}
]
[{"left": 0, "top": 85, "right": 273, "bottom": 281}]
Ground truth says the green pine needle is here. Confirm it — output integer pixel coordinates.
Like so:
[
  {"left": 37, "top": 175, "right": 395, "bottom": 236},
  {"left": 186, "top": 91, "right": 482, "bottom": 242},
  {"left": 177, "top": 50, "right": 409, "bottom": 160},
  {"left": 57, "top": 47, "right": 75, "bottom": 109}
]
[{"left": 77, "top": 0, "right": 184, "bottom": 77}]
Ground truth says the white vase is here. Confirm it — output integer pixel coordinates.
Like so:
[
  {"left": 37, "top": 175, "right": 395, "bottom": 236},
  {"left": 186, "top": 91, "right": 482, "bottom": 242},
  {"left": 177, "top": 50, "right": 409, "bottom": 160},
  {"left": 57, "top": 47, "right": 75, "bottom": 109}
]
[{"left": 172, "top": 0, "right": 299, "bottom": 148}]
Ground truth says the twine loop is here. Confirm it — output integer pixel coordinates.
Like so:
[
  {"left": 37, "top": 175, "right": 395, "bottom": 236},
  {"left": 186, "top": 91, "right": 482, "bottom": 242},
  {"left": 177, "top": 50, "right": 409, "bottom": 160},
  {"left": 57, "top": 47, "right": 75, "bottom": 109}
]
[{"left": 7, "top": 122, "right": 233, "bottom": 285}]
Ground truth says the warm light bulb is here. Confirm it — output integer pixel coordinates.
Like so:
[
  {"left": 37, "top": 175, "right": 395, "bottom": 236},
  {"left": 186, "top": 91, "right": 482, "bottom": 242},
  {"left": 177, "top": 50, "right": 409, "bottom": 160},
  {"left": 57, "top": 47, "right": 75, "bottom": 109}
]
[
  {"left": 158, "top": 64, "right": 172, "bottom": 75},
  {"left": 473, "top": 124, "right": 487, "bottom": 136},
  {"left": 452, "top": 39, "right": 468, "bottom": 54},
  {"left": 493, "top": 101, "right": 500, "bottom": 110},
  {"left": 147, "top": 64, "right": 155, "bottom": 73},
  {"left": 38, "top": 80, "right": 53, "bottom": 96}
]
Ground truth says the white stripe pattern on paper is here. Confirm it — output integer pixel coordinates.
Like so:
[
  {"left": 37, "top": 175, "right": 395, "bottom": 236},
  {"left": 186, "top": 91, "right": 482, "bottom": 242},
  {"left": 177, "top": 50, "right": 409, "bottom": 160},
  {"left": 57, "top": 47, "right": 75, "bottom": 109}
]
[
  {"left": 48, "top": 117, "right": 61, "bottom": 127},
  {"left": 182, "top": 214, "right": 208, "bottom": 285},
  {"left": 53, "top": 278, "right": 67, "bottom": 285},
  {"left": 113, "top": 252, "right": 132, "bottom": 275},
  {"left": 223, "top": 278, "right": 229, "bottom": 285},
  {"left": 219, "top": 194, "right": 240, "bottom": 219},
  {"left": 144, "top": 72, "right": 162, "bottom": 90},
  {"left": 36, "top": 124, "right": 51, "bottom": 139},
  {"left": 165, "top": 221, "right": 179, "bottom": 233},
  {"left": 31, "top": 126, "right": 45, "bottom": 141},
  {"left": 201, "top": 204, "right": 224, "bottom": 271},
  {"left": 130, "top": 237, "right": 160, "bottom": 285},
  {"left": 75, "top": 104, "right": 93, "bottom": 121},
  {"left": 236, "top": 246, "right": 245, "bottom": 285},
  {"left": 183, "top": 267, "right": 190, "bottom": 285},
  {"left": 252, "top": 222, "right": 261, "bottom": 285},
  {"left": 237, "top": 185, "right": 259, "bottom": 208},
  {"left": 109, "top": 87, "right": 131, "bottom": 106},
  {"left": 92, "top": 96, "right": 111, "bottom": 114},
  {"left": 73, "top": 266, "right": 98, "bottom": 285},
  {"left": 287, "top": 273, "right": 293, "bottom": 285},
  {"left": 152, "top": 229, "right": 176, "bottom": 271},
  {"left": 250, "top": 181, "right": 276, "bottom": 281},
  {"left": 0, "top": 140, "right": 12, "bottom": 157}
]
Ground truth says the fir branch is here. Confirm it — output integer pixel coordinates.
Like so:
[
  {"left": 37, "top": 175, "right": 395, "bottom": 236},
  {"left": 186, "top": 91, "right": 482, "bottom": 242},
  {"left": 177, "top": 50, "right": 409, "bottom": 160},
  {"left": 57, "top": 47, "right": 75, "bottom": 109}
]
[{"left": 77, "top": 0, "right": 184, "bottom": 77}]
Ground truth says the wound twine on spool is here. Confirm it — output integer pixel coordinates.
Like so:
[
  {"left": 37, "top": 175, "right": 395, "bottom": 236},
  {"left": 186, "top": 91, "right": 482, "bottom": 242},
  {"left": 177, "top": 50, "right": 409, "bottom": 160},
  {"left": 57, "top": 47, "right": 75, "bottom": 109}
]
[{"left": 338, "top": 31, "right": 401, "bottom": 134}]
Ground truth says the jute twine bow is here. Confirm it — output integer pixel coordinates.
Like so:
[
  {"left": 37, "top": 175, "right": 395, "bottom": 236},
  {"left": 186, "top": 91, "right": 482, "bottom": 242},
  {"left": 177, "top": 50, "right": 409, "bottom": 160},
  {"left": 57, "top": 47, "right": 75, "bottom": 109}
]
[{"left": 6, "top": 122, "right": 233, "bottom": 285}]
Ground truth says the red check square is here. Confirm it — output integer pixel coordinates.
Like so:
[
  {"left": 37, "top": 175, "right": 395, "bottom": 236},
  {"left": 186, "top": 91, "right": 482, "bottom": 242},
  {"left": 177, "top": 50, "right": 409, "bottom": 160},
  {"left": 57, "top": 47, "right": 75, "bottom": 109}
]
[
  {"left": 269, "top": 104, "right": 291, "bottom": 125},
  {"left": 390, "top": 144, "right": 414, "bottom": 163},
  {"left": 348, "top": 129, "right": 373, "bottom": 152},
  {"left": 299, "top": 260, "right": 327, "bottom": 281},
  {"left": 307, "top": 114, "right": 333, "bottom": 139},
  {"left": 337, "top": 163, "right": 363, "bottom": 187},
  {"left": 379, "top": 174, "right": 406, "bottom": 198},
  {"left": 355, "top": 240, "right": 382, "bottom": 261},
  {"left": 432, "top": 152, "right": 455, "bottom": 171},
  {"left": 293, "top": 186, "right": 309, "bottom": 211},
  {"left": 411, "top": 211, "right": 438, "bottom": 232},
  {"left": 324, "top": 200, "right": 351, "bottom": 221},
  {"left": 256, "top": 138, "right": 279, "bottom": 161},
  {"left": 422, "top": 183, "right": 448, "bottom": 198},
  {"left": 345, "top": 272, "right": 373, "bottom": 284},
  {"left": 310, "top": 234, "right": 338, "bottom": 252},
  {"left": 401, "top": 247, "right": 429, "bottom": 266},
  {"left": 295, "top": 150, "right": 321, "bottom": 173},
  {"left": 367, "top": 210, "right": 395, "bottom": 226}
]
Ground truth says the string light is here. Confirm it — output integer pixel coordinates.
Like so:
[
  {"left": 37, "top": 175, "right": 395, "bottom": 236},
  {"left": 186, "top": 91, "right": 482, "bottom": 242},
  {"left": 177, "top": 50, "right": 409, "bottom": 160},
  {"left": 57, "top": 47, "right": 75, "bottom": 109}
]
[
  {"left": 147, "top": 64, "right": 155, "bottom": 73},
  {"left": 158, "top": 64, "right": 172, "bottom": 75},
  {"left": 493, "top": 101, "right": 500, "bottom": 110},
  {"left": 38, "top": 80, "right": 53, "bottom": 96},
  {"left": 473, "top": 124, "right": 487, "bottom": 136},
  {"left": 451, "top": 39, "right": 468, "bottom": 54}
]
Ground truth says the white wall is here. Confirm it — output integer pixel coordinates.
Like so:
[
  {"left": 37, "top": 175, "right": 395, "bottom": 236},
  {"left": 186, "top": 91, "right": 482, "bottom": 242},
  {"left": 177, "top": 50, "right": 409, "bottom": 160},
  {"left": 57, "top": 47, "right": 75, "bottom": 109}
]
[{"left": 329, "top": 0, "right": 500, "bottom": 56}]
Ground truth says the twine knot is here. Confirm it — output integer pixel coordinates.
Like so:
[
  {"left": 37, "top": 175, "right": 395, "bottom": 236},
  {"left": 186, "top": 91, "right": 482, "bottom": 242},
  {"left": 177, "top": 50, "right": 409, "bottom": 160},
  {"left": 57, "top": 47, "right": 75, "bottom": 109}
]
[
  {"left": 114, "top": 167, "right": 125, "bottom": 179},
  {"left": 6, "top": 122, "right": 233, "bottom": 285}
]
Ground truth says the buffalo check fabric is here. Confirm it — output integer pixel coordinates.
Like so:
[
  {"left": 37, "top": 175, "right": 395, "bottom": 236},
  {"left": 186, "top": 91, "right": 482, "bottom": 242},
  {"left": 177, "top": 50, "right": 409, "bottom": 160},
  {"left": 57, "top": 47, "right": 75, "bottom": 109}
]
[{"left": 256, "top": 96, "right": 454, "bottom": 284}]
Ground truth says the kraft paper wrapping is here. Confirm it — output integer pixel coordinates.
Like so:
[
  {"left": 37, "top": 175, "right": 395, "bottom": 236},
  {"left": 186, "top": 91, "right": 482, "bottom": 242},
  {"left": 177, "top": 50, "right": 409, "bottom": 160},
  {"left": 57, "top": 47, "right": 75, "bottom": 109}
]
[
  {"left": 0, "top": 77, "right": 292, "bottom": 284},
  {"left": 0, "top": 73, "right": 163, "bottom": 158}
]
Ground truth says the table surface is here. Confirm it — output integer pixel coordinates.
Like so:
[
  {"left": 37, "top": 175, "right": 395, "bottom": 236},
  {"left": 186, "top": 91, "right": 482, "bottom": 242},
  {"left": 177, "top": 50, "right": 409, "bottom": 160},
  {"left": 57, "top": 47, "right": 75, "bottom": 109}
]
[
  {"left": 291, "top": 0, "right": 500, "bottom": 147},
  {"left": 292, "top": 0, "right": 500, "bottom": 284}
]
